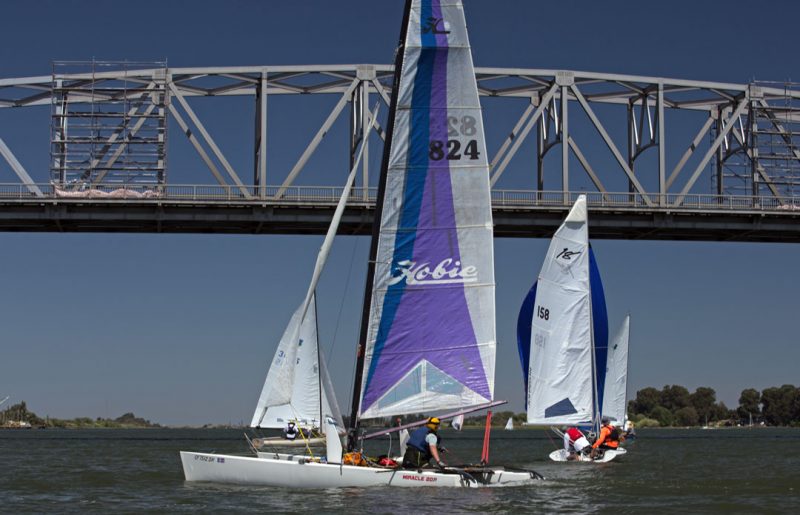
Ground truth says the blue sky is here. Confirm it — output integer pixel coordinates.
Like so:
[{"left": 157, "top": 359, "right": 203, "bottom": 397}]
[{"left": 1, "top": 0, "right": 798, "bottom": 425}]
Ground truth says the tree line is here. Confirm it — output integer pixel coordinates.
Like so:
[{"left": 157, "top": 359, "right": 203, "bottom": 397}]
[
  {"left": 628, "top": 384, "right": 800, "bottom": 427},
  {"left": 0, "top": 401, "right": 160, "bottom": 429}
]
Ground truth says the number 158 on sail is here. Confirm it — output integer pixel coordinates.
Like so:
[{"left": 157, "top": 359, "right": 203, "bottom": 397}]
[{"left": 537, "top": 306, "right": 550, "bottom": 321}]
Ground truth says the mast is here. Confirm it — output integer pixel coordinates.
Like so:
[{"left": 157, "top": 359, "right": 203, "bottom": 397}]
[
  {"left": 624, "top": 314, "right": 631, "bottom": 424},
  {"left": 589, "top": 244, "right": 600, "bottom": 433},
  {"left": 315, "top": 293, "right": 323, "bottom": 428},
  {"left": 348, "top": 0, "right": 412, "bottom": 441}
]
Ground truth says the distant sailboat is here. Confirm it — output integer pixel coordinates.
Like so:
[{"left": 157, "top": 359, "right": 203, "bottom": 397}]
[
  {"left": 601, "top": 315, "right": 631, "bottom": 429},
  {"left": 518, "top": 195, "right": 625, "bottom": 463},
  {"left": 504, "top": 417, "right": 514, "bottom": 431}
]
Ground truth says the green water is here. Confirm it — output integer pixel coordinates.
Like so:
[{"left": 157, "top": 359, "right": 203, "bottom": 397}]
[{"left": 1, "top": 427, "right": 798, "bottom": 513}]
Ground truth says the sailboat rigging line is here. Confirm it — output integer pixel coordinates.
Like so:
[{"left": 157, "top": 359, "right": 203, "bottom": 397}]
[
  {"left": 348, "top": 0, "right": 413, "bottom": 445},
  {"left": 326, "top": 236, "right": 360, "bottom": 368},
  {"left": 545, "top": 427, "right": 561, "bottom": 451},
  {"left": 362, "top": 400, "right": 508, "bottom": 441}
]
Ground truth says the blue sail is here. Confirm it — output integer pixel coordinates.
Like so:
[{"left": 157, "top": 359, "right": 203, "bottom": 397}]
[
  {"left": 516, "top": 280, "right": 537, "bottom": 408},
  {"left": 588, "top": 245, "right": 608, "bottom": 418}
]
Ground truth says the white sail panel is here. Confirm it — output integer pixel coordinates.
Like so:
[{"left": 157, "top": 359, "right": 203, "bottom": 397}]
[
  {"left": 602, "top": 315, "right": 630, "bottom": 426},
  {"left": 526, "top": 195, "right": 595, "bottom": 426},
  {"left": 358, "top": 0, "right": 496, "bottom": 419},
  {"left": 251, "top": 296, "right": 321, "bottom": 428}
]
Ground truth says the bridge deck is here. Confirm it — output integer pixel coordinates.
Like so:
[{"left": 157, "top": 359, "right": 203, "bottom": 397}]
[{"left": 1, "top": 185, "right": 797, "bottom": 242}]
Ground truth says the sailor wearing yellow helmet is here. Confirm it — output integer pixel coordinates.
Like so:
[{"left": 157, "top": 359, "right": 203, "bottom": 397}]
[{"left": 402, "top": 417, "right": 447, "bottom": 470}]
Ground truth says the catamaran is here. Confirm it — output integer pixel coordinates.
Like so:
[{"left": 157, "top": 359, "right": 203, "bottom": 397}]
[
  {"left": 517, "top": 195, "right": 626, "bottom": 463},
  {"left": 180, "top": 0, "right": 541, "bottom": 487}
]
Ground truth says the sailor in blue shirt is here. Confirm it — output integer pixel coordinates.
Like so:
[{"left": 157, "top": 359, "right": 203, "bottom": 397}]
[{"left": 402, "top": 417, "right": 446, "bottom": 469}]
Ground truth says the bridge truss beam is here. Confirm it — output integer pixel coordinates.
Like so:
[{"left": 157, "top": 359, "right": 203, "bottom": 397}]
[{"left": 1, "top": 64, "right": 799, "bottom": 240}]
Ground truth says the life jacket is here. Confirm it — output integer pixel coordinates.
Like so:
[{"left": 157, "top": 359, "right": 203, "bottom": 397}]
[
  {"left": 378, "top": 456, "right": 399, "bottom": 467},
  {"left": 342, "top": 452, "right": 368, "bottom": 466},
  {"left": 285, "top": 424, "right": 298, "bottom": 440},
  {"left": 566, "top": 427, "right": 584, "bottom": 442},
  {"left": 407, "top": 427, "right": 440, "bottom": 458},
  {"left": 598, "top": 425, "right": 619, "bottom": 448}
]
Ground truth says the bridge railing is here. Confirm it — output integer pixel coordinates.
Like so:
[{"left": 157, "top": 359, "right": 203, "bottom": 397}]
[{"left": 0, "top": 183, "right": 798, "bottom": 212}]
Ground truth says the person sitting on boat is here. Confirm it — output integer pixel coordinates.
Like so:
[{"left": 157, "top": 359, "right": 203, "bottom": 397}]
[
  {"left": 402, "top": 417, "right": 446, "bottom": 470},
  {"left": 563, "top": 426, "right": 591, "bottom": 459},
  {"left": 624, "top": 420, "right": 636, "bottom": 440},
  {"left": 591, "top": 417, "right": 621, "bottom": 454},
  {"left": 283, "top": 421, "right": 299, "bottom": 441}
]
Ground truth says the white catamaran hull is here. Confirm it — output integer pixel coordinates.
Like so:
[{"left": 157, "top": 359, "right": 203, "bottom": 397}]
[
  {"left": 181, "top": 451, "right": 535, "bottom": 488},
  {"left": 548, "top": 447, "right": 626, "bottom": 463}
]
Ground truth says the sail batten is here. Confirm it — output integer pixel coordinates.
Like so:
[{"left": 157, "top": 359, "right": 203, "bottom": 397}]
[{"left": 357, "top": 0, "right": 495, "bottom": 420}]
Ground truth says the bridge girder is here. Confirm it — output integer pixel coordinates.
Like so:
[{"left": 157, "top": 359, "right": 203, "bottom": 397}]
[{"left": 1, "top": 64, "right": 799, "bottom": 240}]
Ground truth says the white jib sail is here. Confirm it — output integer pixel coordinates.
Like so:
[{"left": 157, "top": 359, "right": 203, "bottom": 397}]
[
  {"left": 526, "top": 195, "right": 595, "bottom": 426},
  {"left": 601, "top": 314, "right": 630, "bottom": 427},
  {"left": 250, "top": 296, "right": 329, "bottom": 429},
  {"left": 251, "top": 106, "right": 379, "bottom": 423}
]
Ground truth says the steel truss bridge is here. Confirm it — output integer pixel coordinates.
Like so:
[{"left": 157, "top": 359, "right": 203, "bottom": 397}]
[{"left": 0, "top": 62, "right": 799, "bottom": 241}]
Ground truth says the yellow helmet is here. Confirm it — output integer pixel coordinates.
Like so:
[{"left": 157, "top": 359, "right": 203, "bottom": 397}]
[{"left": 426, "top": 417, "right": 441, "bottom": 430}]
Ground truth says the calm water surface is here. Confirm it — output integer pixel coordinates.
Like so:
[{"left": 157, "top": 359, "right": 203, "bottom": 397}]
[{"left": 1, "top": 427, "right": 798, "bottom": 513}]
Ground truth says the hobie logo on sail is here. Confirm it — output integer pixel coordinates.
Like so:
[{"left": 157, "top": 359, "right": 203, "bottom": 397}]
[
  {"left": 388, "top": 258, "right": 477, "bottom": 286},
  {"left": 422, "top": 17, "right": 450, "bottom": 35}
]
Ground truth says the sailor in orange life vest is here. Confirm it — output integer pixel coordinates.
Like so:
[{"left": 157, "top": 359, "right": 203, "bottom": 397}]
[
  {"left": 402, "top": 417, "right": 447, "bottom": 469},
  {"left": 591, "top": 416, "right": 621, "bottom": 455},
  {"left": 563, "top": 426, "right": 592, "bottom": 459}
]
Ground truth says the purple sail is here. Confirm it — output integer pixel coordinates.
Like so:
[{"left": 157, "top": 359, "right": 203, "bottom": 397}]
[{"left": 359, "top": 0, "right": 495, "bottom": 419}]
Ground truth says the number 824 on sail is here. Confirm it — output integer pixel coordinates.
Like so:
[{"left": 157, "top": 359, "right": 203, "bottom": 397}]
[{"left": 429, "top": 115, "right": 481, "bottom": 161}]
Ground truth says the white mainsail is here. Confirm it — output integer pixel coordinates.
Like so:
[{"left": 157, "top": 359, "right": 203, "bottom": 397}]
[
  {"left": 357, "top": 0, "right": 496, "bottom": 420},
  {"left": 601, "top": 314, "right": 630, "bottom": 427},
  {"left": 526, "top": 195, "right": 596, "bottom": 426},
  {"left": 504, "top": 417, "right": 514, "bottom": 431}
]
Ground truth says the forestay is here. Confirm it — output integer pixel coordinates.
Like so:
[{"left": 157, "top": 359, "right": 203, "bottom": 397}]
[
  {"left": 601, "top": 314, "right": 630, "bottom": 426},
  {"left": 526, "top": 195, "right": 597, "bottom": 426},
  {"left": 358, "top": 0, "right": 496, "bottom": 419}
]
